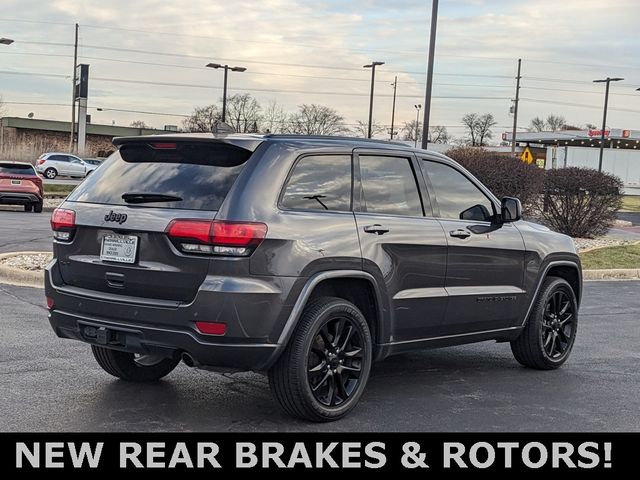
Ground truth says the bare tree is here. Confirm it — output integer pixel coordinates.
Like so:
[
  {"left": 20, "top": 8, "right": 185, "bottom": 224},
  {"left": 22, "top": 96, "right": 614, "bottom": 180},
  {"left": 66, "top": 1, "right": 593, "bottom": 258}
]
[
  {"left": 584, "top": 122, "right": 598, "bottom": 130},
  {"left": 261, "top": 100, "right": 288, "bottom": 134},
  {"left": 461, "top": 112, "right": 497, "bottom": 146},
  {"left": 287, "top": 104, "right": 347, "bottom": 136},
  {"left": 182, "top": 105, "right": 221, "bottom": 132},
  {"left": 226, "top": 93, "right": 261, "bottom": 133},
  {"left": 430, "top": 125, "right": 450, "bottom": 144},
  {"left": 546, "top": 114, "right": 566, "bottom": 132},
  {"left": 130, "top": 120, "right": 149, "bottom": 129},
  {"left": 402, "top": 119, "right": 422, "bottom": 143},
  {"left": 529, "top": 116, "right": 546, "bottom": 132},
  {"left": 353, "top": 120, "right": 385, "bottom": 138}
]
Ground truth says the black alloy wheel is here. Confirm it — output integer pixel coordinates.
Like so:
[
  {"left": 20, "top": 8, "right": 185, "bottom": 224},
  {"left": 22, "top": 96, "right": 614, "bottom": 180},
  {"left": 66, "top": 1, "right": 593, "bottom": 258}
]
[
  {"left": 541, "top": 289, "right": 575, "bottom": 359},
  {"left": 307, "top": 316, "right": 364, "bottom": 407}
]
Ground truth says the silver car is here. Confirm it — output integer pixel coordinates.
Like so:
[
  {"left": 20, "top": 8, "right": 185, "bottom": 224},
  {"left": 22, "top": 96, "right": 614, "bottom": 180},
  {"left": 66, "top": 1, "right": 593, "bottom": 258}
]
[{"left": 36, "top": 152, "right": 91, "bottom": 179}]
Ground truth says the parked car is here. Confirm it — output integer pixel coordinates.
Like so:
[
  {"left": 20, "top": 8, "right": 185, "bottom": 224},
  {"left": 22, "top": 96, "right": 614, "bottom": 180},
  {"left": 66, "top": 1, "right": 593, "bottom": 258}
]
[
  {"left": 82, "top": 158, "right": 104, "bottom": 174},
  {"left": 45, "top": 134, "right": 582, "bottom": 421},
  {"left": 0, "top": 161, "right": 44, "bottom": 212},
  {"left": 36, "top": 152, "right": 90, "bottom": 179}
]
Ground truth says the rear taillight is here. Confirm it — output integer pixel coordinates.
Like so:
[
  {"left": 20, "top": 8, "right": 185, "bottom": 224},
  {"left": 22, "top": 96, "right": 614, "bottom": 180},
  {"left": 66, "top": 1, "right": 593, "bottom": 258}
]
[
  {"left": 37, "top": 159, "right": 46, "bottom": 165},
  {"left": 166, "top": 219, "right": 267, "bottom": 256},
  {"left": 51, "top": 208, "right": 76, "bottom": 241}
]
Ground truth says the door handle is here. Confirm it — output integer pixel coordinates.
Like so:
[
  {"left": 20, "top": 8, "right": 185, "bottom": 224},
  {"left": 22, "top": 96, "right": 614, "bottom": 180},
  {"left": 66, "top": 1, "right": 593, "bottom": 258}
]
[
  {"left": 449, "top": 229, "right": 471, "bottom": 239},
  {"left": 363, "top": 224, "right": 390, "bottom": 235}
]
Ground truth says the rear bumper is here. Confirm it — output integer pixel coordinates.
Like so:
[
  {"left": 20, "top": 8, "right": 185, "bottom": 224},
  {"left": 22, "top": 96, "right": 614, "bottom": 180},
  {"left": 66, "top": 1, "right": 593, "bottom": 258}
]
[
  {"left": 49, "top": 309, "right": 277, "bottom": 371},
  {"left": 45, "top": 259, "right": 298, "bottom": 371},
  {"left": 0, "top": 192, "right": 41, "bottom": 204}
]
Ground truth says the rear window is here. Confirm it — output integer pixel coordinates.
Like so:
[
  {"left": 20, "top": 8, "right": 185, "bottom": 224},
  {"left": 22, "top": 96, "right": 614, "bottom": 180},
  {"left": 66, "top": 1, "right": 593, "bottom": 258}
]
[
  {"left": 0, "top": 163, "right": 37, "bottom": 175},
  {"left": 67, "top": 142, "right": 252, "bottom": 211}
]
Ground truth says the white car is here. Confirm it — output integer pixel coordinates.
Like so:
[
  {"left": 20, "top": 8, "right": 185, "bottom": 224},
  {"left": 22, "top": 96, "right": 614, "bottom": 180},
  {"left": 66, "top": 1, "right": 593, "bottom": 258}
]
[{"left": 36, "top": 152, "right": 91, "bottom": 179}]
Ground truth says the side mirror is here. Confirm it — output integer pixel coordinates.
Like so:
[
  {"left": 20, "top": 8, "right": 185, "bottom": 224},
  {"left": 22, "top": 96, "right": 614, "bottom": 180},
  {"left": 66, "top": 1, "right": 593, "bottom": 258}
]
[{"left": 501, "top": 197, "right": 522, "bottom": 222}]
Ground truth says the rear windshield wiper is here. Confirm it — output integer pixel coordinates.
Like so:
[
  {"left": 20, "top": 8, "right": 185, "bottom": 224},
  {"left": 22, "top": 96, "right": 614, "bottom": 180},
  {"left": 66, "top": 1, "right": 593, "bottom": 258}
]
[{"left": 122, "top": 192, "right": 183, "bottom": 204}]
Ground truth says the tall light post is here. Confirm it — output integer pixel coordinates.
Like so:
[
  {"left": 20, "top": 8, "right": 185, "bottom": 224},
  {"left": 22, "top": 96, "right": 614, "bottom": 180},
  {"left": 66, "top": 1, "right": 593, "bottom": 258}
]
[
  {"left": 390, "top": 76, "right": 397, "bottom": 140},
  {"left": 414, "top": 104, "right": 422, "bottom": 148},
  {"left": 0, "top": 37, "right": 14, "bottom": 45},
  {"left": 593, "top": 77, "right": 623, "bottom": 172},
  {"left": 421, "top": 0, "right": 439, "bottom": 149},
  {"left": 364, "top": 61, "right": 384, "bottom": 138},
  {"left": 206, "top": 63, "right": 247, "bottom": 123}
]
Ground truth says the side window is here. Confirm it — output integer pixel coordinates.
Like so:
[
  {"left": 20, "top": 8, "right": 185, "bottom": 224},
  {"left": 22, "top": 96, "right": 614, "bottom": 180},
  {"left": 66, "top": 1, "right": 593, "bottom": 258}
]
[
  {"left": 281, "top": 155, "right": 352, "bottom": 211},
  {"left": 422, "top": 160, "right": 495, "bottom": 222},
  {"left": 359, "top": 155, "right": 423, "bottom": 216},
  {"left": 51, "top": 155, "right": 69, "bottom": 162}
]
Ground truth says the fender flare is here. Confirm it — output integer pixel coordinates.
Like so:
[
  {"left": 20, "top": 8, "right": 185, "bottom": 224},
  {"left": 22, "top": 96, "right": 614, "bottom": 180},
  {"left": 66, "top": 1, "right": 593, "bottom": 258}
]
[
  {"left": 521, "top": 260, "right": 582, "bottom": 327},
  {"left": 266, "top": 270, "right": 385, "bottom": 367}
]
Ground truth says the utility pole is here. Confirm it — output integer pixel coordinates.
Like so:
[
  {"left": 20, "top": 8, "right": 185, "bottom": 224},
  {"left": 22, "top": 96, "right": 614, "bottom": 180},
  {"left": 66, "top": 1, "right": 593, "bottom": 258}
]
[
  {"left": 414, "top": 104, "right": 422, "bottom": 148},
  {"left": 421, "top": 0, "right": 439, "bottom": 149},
  {"left": 390, "top": 76, "right": 397, "bottom": 140},
  {"left": 69, "top": 23, "right": 78, "bottom": 152},
  {"left": 364, "top": 61, "right": 384, "bottom": 138},
  {"left": 511, "top": 58, "right": 522, "bottom": 155},
  {"left": 593, "top": 76, "right": 624, "bottom": 172}
]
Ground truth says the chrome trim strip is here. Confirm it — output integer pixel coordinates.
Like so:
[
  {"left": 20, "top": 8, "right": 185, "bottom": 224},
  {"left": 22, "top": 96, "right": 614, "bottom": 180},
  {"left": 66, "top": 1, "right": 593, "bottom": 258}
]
[
  {"left": 393, "top": 287, "right": 447, "bottom": 300},
  {"left": 382, "top": 326, "right": 520, "bottom": 346}
]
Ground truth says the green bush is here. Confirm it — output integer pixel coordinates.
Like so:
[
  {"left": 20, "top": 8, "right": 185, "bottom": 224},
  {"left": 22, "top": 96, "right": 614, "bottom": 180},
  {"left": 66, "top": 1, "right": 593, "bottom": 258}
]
[{"left": 537, "top": 167, "right": 623, "bottom": 238}]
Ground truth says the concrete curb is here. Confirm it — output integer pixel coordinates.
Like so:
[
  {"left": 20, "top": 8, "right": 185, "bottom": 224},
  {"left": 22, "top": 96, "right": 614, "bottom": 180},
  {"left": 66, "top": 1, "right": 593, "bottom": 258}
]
[{"left": 0, "top": 252, "right": 46, "bottom": 288}]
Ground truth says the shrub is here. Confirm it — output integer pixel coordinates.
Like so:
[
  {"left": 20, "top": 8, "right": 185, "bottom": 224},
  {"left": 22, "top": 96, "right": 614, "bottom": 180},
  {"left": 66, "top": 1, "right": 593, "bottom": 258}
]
[
  {"left": 536, "top": 167, "right": 623, "bottom": 238},
  {"left": 445, "top": 146, "right": 544, "bottom": 214}
]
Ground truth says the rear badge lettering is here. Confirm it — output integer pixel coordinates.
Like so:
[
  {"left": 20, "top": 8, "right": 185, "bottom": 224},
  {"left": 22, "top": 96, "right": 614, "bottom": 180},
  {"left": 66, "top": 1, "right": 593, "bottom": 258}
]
[{"left": 104, "top": 211, "right": 128, "bottom": 224}]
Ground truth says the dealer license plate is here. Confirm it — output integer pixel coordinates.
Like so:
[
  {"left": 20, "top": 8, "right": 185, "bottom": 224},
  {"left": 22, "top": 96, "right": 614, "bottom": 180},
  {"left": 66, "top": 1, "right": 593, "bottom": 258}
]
[{"left": 100, "top": 234, "right": 138, "bottom": 264}]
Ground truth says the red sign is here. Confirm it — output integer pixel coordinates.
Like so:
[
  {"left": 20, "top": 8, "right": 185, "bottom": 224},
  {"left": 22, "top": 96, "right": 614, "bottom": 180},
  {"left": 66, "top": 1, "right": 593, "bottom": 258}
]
[{"left": 588, "top": 129, "right": 610, "bottom": 137}]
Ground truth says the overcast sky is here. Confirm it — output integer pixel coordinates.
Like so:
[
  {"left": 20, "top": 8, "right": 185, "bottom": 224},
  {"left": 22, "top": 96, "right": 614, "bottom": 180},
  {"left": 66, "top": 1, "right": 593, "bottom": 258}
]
[{"left": 0, "top": 0, "right": 639, "bottom": 140}]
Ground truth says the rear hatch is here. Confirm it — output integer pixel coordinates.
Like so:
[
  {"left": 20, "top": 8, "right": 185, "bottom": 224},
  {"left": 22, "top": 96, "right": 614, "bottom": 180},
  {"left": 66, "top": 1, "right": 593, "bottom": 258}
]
[
  {"left": 0, "top": 163, "right": 42, "bottom": 197},
  {"left": 55, "top": 139, "right": 257, "bottom": 303}
]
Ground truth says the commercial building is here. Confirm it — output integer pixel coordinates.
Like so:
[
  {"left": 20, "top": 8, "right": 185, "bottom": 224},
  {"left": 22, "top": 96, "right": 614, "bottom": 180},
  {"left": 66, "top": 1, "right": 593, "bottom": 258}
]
[
  {"left": 0, "top": 116, "right": 171, "bottom": 161},
  {"left": 504, "top": 128, "right": 640, "bottom": 194}
]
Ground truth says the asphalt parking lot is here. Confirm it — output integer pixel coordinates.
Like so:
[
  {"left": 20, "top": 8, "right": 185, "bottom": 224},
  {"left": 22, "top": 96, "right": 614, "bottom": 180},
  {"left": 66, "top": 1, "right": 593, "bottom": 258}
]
[
  {"left": 1, "top": 280, "right": 638, "bottom": 432},
  {"left": 0, "top": 210, "right": 52, "bottom": 253}
]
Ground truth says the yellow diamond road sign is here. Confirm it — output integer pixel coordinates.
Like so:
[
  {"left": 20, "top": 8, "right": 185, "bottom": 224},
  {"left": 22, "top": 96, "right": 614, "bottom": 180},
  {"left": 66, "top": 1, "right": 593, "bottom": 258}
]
[{"left": 520, "top": 146, "right": 534, "bottom": 164}]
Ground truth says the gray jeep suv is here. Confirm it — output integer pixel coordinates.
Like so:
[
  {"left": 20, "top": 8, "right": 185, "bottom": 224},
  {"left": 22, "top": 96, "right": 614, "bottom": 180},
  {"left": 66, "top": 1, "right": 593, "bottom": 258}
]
[{"left": 45, "top": 134, "right": 582, "bottom": 421}]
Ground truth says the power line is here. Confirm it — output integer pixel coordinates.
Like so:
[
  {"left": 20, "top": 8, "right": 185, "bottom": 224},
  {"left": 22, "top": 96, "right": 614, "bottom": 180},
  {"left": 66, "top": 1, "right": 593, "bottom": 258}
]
[{"left": 520, "top": 98, "right": 640, "bottom": 114}]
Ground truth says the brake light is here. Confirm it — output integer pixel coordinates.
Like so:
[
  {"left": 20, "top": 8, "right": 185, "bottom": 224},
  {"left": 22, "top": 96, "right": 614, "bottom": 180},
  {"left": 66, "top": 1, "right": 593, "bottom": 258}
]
[
  {"left": 150, "top": 142, "right": 177, "bottom": 150},
  {"left": 51, "top": 208, "right": 76, "bottom": 241},
  {"left": 166, "top": 219, "right": 267, "bottom": 256},
  {"left": 37, "top": 159, "right": 46, "bottom": 165}
]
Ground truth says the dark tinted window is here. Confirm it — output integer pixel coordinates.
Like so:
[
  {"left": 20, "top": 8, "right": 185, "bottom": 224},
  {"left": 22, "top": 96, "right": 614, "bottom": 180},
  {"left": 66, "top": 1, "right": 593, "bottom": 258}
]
[
  {"left": 50, "top": 155, "right": 69, "bottom": 162},
  {"left": 0, "top": 163, "right": 37, "bottom": 175},
  {"left": 67, "top": 143, "right": 251, "bottom": 211},
  {"left": 360, "top": 155, "right": 422, "bottom": 216},
  {"left": 281, "top": 155, "right": 351, "bottom": 211},
  {"left": 423, "top": 160, "right": 494, "bottom": 222}
]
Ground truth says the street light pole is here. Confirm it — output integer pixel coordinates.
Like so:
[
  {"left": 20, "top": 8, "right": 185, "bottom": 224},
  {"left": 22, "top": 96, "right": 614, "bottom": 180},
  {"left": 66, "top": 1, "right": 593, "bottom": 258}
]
[
  {"left": 511, "top": 58, "right": 522, "bottom": 156},
  {"left": 593, "top": 77, "right": 624, "bottom": 172},
  {"left": 364, "top": 61, "right": 384, "bottom": 138},
  {"left": 414, "top": 104, "right": 422, "bottom": 148},
  {"left": 421, "top": 0, "right": 439, "bottom": 149},
  {"left": 206, "top": 63, "right": 247, "bottom": 123},
  {"left": 390, "top": 76, "right": 397, "bottom": 140}
]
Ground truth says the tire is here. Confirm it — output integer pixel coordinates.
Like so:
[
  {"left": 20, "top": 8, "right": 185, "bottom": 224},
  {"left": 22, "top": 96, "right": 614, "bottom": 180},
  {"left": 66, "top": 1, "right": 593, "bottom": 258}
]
[
  {"left": 268, "top": 296, "right": 372, "bottom": 422},
  {"left": 24, "top": 204, "right": 33, "bottom": 212},
  {"left": 33, "top": 202, "right": 43, "bottom": 213},
  {"left": 511, "top": 276, "right": 578, "bottom": 370},
  {"left": 44, "top": 168, "right": 57, "bottom": 179},
  {"left": 91, "top": 345, "right": 180, "bottom": 382}
]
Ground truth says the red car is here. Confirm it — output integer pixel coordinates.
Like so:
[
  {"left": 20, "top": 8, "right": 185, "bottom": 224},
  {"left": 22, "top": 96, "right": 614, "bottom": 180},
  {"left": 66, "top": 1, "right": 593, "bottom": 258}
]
[{"left": 0, "top": 162, "right": 44, "bottom": 212}]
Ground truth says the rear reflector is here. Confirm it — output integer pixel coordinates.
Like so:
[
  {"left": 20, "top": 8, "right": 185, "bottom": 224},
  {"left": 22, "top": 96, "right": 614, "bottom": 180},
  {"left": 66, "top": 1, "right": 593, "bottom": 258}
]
[
  {"left": 166, "top": 219, "right": 267, "bottom": 256},
  {"left": 46, "top": 297, "right": 54, "bottom": 309},
  {"left": 195, "top": 321, "right": 226, "bottom": 336}
]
